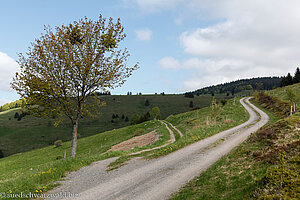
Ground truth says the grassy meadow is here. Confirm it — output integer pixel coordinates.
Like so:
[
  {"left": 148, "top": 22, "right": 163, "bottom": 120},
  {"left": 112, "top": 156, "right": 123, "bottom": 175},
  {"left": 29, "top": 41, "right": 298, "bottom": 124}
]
[
  {"left": 0, "top": 97, "right": 248, "bottom": 199},
  {"left": 171, "top": 84, "right": 300, "bottom": 200},
  {"left": 0, "top": 94, "right": 214, "bottom": 157},
  {"left": 267, "top": 83, "right": 300, "bottom": 105}
]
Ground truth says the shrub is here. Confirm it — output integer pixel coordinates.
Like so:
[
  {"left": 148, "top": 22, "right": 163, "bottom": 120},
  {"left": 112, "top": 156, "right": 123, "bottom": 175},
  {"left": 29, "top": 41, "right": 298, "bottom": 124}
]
[
  {"left": 54, "top": 140, "right": 63, "bottom": 147},
  {"left": 220, "top": 98, "right": 227, "bottom": 106},
  {"left": 130, "top": 113, "right": 141, "bottom": 125},
  {"left": 151, "top": 107, "right": 161, "bottom": 120},
  {"left": 56, "top": 155, "right": 63, "bottom": 160},
  {"left": 14, "top": 112, "right": 19, "bottom": 119},
  {"left": 145, "top": 99, "right": 150, "bottom": 106}
]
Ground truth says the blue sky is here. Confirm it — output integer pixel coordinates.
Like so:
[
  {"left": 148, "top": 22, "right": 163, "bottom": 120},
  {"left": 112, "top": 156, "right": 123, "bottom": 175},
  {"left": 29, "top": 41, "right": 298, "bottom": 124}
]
[{"left": 1, "top": 0, "right": 300, "bottom": 105}]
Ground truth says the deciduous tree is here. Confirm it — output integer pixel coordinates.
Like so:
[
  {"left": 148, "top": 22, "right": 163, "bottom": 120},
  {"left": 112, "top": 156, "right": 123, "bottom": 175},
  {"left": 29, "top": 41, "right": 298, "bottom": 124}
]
[{"left": 11, "top": 15, "right": 138, "bottom": 158}]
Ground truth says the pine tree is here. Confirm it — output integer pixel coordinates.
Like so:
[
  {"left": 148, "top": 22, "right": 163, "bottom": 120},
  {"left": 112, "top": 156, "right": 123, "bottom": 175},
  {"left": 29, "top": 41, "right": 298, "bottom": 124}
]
[
  {"left": 286, "top": 73, "right": 293, "bottom": 85},
  {"left": 293, "top": 67, "right": 300, "bottom": 84},
  {"left": 145, "top": 99, "right": 150, "bottom": 106},
  {"left": 189, "top": 101, "right": 194, "bottom": 108},
  {"left": 125, "top": 116, "right": 129, "bottom": 122},
  {"left": 14, "top": 112, "right": 19, "bottom": 119},
  {"left": 280, "top": 76, "right": 288, "bottom": 87}
]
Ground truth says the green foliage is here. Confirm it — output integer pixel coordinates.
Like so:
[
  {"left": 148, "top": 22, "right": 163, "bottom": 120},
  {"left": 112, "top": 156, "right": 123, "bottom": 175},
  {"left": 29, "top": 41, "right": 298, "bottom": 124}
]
[
  {"left": 0, "top": 99, "right": 24, "bottom": 112},
  {"left": 267, "top": 83, "right": 300, "bottom": 106},
  {"left": 281, "top": 67, "right": 300, "bottom": 87},
  {"left": 151, "top": 107, "right": 161, "bottom": 120},
  {"left": 255, "top": 154, "right": 299, "bottom": 199},
  {"left": 130, "top": 113, "right": 141, "bottom": 125},
  {"left": 210, "top": 97, "right": 222, "bottom": 122},
  {"left": 286, "top": 88, "right": 296, "bottom": 104},
  {"left": 54, "top": 140, "right": 63, "bottom": 147},
  {"left": 11, "top": 14, "right": 138, "bottom": 158},
  {"left": 220, "top": 98, "right": 227, "bottom": 106}
]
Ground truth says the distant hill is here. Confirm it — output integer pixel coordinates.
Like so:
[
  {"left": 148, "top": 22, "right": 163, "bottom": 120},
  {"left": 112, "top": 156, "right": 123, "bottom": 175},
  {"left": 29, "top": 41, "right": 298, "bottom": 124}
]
[
  {"left": 189, "top": 77, "right": 282, "bottom": 96},
  {"left": 0, "top": 94, "right": 212, "bottom": 157}
]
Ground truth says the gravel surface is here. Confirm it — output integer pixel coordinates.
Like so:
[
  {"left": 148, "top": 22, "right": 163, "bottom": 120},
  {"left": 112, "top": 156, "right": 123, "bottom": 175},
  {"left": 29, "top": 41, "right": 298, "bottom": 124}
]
[{"left": 47, "top": 97, "right": 269, "bottom": 200}]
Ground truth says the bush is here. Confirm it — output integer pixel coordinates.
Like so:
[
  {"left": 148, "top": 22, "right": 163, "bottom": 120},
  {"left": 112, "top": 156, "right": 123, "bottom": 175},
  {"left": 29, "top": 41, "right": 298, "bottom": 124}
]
[
  {"left": 56, "top": 155, "right": 63, "bottom": 160},
  {"left": 14, "top": 112, "right": 19, "bottom": 119},
  {"left": 54, "top": 140, "right": 63, "bottom": 147},
  {"left": 220, "top": 99, "right": 227, "bottom": 106},
  {"left": 145, "top": 99, "right": 150, "bottom": 106},
  {"left": 130, "top": 113, "right": 141, "bottom": 125}
]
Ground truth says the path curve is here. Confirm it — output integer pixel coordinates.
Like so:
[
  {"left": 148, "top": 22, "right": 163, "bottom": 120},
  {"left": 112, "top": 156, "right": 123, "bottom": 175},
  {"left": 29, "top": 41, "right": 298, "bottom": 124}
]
[
  {"left": 47, "top": 97, "right": 269, "bottom": 200},
  {"left": 129, "top": 120, "right": 176, "bottom": 155}
]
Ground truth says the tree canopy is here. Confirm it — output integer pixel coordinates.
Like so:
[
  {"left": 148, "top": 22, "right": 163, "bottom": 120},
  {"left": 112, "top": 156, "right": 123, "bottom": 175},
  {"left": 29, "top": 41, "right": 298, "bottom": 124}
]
[{"left": 11, "top": 15, "right": 138, "bottom": 157}]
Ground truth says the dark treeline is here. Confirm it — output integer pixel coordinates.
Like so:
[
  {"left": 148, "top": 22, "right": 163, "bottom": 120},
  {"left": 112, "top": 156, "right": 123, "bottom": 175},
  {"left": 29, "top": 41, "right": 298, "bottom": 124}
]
[
  {"left": 280, "top": 67, "right": 300, "bottom": 87},
  {"left": 188, "top": 77, "right": 282, "bottom": 96}
]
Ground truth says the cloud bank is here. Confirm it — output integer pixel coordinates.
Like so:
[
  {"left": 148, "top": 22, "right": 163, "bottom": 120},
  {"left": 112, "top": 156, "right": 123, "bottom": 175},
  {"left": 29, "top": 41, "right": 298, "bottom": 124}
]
[
  {"left": 132, "top": 0, "right": 300, "bottom": 91},
  {"left": 0, "top": 52, "right": 19, "bottom": 91}
]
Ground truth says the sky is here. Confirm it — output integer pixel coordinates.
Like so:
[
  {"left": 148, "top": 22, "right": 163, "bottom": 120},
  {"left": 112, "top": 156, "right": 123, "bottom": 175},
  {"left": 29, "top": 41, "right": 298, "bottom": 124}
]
[{"left": 1, "top": 0, "right": 300, "bottom": 105}]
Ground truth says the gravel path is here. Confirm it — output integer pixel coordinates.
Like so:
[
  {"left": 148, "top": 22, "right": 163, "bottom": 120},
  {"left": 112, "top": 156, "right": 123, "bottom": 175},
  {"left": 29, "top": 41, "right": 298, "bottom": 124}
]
[
  {"left": 47, "top": 97, "right": 269, "bottom": 200},
  {"left": 129, "top": 120, "right": 176, "bottom": 155}
]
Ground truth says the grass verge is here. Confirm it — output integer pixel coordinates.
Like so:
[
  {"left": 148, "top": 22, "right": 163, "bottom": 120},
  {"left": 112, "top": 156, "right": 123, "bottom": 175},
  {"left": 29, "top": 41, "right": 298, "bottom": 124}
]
[{"left": 171, "top": 100, "right": 299, "bottom": 200}]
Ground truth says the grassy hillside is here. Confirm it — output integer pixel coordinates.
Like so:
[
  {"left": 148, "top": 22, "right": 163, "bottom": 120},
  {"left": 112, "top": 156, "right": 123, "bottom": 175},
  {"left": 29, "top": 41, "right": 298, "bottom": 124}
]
[
  {"left": 267, "top": 83, "right": 300, "bottom": 105},
  {"left": 172, "top": 84, "right": 300, "bottom": 200},
  {"left": 0, "top": 98, "right": 248, "bottom": 198},
  {"left": 0, "top": 94, "right": 213, "bottom": 157}
]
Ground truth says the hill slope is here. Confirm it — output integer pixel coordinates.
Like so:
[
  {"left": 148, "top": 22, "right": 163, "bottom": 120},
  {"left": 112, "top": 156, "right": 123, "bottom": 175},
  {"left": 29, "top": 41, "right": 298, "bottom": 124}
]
[
  {"left": 0, "top": 98, "right": 249, "bottom": 197},
  {"left": 0, "top": 94, "right": 212, "bottom": 157},
  {"left": 172, "top": 83, "right": 299, "bottom": 200}
]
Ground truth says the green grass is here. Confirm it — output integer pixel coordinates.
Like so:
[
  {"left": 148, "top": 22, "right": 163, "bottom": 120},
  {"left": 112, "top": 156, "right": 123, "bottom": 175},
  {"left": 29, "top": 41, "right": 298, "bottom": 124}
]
[
  {"left": 134, "top": 98, "right": 249, "bottom": 159},
  {"left": 0, "top": 94, "right": 213, "bottom": 157},
  {"left": 0, "top": 97, "right": 247, "bottom": 199},
  {"left": 170, "top": 99, "right": 280, "bottom": 200},
  {"left": 267, "top": 83, "right": 300, "bottom": 105},
  {"left": 0, "top": 120, "right": 168, "bottom": 198},
  {"left": 171, "top": 84, "right": 300, "bottom": 200}
]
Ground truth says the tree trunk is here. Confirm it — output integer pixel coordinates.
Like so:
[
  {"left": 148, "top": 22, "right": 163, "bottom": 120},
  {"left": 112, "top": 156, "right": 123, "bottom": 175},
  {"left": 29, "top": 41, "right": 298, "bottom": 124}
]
[{"left": 70, "top": 119, "right": 79, "bottom": 158}]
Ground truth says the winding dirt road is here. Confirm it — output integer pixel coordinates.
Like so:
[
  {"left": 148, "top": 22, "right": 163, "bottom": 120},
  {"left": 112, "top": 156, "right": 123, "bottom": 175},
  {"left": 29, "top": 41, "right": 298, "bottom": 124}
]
[{"left": 47, "top": 97, "right": 269, "bottom": 200}]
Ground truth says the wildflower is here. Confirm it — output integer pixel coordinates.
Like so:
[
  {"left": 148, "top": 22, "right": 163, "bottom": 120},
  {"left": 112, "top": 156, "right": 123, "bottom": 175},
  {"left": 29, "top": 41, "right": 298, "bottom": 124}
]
[
  {"left": 9, "top": 190, "right": 12, "bottom": 193},
  {"left": 35, "top": 190, "right": 39, "bottom": 193}
]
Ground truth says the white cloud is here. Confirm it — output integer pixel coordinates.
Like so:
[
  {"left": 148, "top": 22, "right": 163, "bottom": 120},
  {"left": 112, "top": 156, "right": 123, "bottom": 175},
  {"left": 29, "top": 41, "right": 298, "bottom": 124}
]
[
  {"left": 158, "top": 56, "right": 180, "bottom": 69},
  {"left": 135, "top": 28, "right": 153, "bottom": 41},
  {"left": 130, "top": 0, "right": 300, "bottom": 91},
  {"left": 0, "top": 52, "right": 19, "bottom": 91}
]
